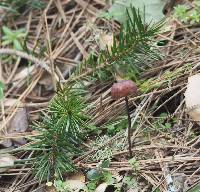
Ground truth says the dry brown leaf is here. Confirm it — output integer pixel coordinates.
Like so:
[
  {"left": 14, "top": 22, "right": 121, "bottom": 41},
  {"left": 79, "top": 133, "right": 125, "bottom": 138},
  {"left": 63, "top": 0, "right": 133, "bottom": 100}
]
[
  {"left": 0, "top": 138, "right": 12, "bottom": 148},
  {"left": 38, "top": 72, "right": 54, "bottom": 91},
  {"left": 10, "top": 107, "right": 28, "bottom": 146},
  {"left": 127, "top": 189, "right": 138, "bottom": 192},
  {"left": 0, "top": 153, "right": 16, "bottom": 173},
  {"left": 95, "top": 182, "right": 108, "bottom": 192},
  {"left": 67, "top": 171, "right": 85, "bottom": 182},
  {"left": 39, "top": 72, "right": 53, "bottom": 86},
  {"left": 99, "top": 32, "right": 113, "bottom": 52},
  {"left": 10, "top": 107, "right": 28, "bottom": 133},
  {"left": 66, "top": 180, "right": 86, "bottom": 191},
  {"left": 13, "top": 65, "right": 35, "bottom": 81},
  {"left": 0, "top": 8, "right": 6, "bottom": 15},
  {"left": 185, "top": 74, "right": 200, "bottom": 125},
  {"left": 45, "top": 185, "right": 57, "bottom": 192},
  {"left": 0, "top": 107, "right": 28, "bottom": 147},
  {"left": 3, "top": 98, "right": 19, "bottom": 108},
  {"left": 65, "top": 171, "right": 86, "bottom": 191}
]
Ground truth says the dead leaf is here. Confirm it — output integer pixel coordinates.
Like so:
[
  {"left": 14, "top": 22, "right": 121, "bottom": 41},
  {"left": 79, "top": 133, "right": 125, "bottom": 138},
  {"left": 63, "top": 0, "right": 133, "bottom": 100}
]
[
  {"left": 67, "top": 171, "right": 85, "bottom": 182},
  {"left": 173, "top": 174, "right": 186, "bottom": 192},
  {"left": 10, "top": 107, "right": 28, "bottom": 132},
  {"left": 39, "top": 72, "right": 53, "bottom": 86},
  {"left": 99, "top": 32, "right": 113, "bottom": 52},
  {"left": 127, "top": 189, "right": 138, "bottom": 192},
  {"left": 45, "top": 186, "right": 57, "bottom": 192},
  {"left": 3, "top": 98, "right": 19, "bottom": 108},
  {"left": 0, "top": 138, "right": 12, "bottom": 148},
  {"left": 185, "top": 74, "right": 200, "bottom": 125},
  {"left": 11, "top": 108, "right": 28, "bottom": 146},
  {"left": 0, "top": 153, "right": 16, "bottom": 173},
  {"left": 0, "top": 107, "right": 28, "bottom": 147},
  {"left": 0, "top": 8, "right": 6, "bottom": 15},
  {"left": 13, "top": 65, "right": 35, "bottom": 81},
  {"left": 95, "top": 182, "right": 108, "bottom": 192},
  {"left": 38, "top": 72, "right": 54, "bottom": 91},
  {"left": 64, "top": 171, "right": 86, "bottom": 191},
  {"left": 66, "top": 180, "right": 86, "bottom": 192}
]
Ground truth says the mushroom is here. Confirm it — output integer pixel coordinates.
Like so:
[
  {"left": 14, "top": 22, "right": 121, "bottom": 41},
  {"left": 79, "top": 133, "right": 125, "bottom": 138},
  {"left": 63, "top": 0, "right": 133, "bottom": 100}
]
[{"left": 111, "top": 80, "right": 138, "bottom": 158}]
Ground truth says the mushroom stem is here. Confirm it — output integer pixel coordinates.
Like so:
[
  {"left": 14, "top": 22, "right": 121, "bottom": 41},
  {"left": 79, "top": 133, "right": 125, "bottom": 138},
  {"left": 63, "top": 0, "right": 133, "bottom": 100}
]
[{"left": 124, "top": 96, "right": 132, "bottom": 158}]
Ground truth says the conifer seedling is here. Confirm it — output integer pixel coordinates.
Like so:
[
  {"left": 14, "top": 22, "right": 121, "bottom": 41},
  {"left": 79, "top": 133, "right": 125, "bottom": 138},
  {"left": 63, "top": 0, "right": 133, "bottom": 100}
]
[{"left": 111, "top": 80, "right": 138, "bottom": 158}]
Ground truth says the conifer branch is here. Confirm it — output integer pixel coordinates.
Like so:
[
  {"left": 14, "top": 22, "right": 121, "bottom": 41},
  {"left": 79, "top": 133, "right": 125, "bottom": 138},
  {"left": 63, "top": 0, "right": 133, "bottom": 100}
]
[
  {"left": 31, "top": 87, "right": 88, "bottom": 182},
  {"left": 70, "top": 6, "right": 163, "bottom": 81}
]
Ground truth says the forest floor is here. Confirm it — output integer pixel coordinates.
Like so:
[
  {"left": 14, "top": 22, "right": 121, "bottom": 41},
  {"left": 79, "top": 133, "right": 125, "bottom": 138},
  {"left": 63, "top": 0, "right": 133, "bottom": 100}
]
[{"left": 1, "top": 0, "right": 200, "bottom": 192}]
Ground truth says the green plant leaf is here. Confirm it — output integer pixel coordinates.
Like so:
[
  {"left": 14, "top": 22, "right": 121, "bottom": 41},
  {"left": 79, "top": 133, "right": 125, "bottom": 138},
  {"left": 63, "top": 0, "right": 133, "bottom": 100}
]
[
  {"left": 2, "top": 40, "right": 12, "bottom": 46},
  {"left": 87, "top": 181, "right": 97, "bottom": 191},
  {"left": 164, "top": 123, "right": 171, "bottom": 129},
  {"left": 2, "top": 26, "right": 13, "bottom": 36},
  {"left": 187, "top": 183, "right": 200, "bottom": 192},
  {"left": 100, "top": 159, "right": 110, "bottom": 168},
  {"left": 17, "top": 32, "right": 26, "bottom": 38},
  {"left": 128, "top": 157, "right": 140, "bottom": 172},
  {"left": 0, "top": 0, "right": 46, "bottom": 14},
  {"left": 0, "top": 5, "right": 17, "bottom": 13},
  {"left": 2, "top": 26, "right": 26, "bottom": 50},
  {"left": 13, "top": 39, "right": 23, "bottom": 50},
  {"left": 103, "top": 172, "right": 114, "bottom": 184},
  {"left": 0, "top": 81, "right": 5, "bottom": 100},
  {"left": 106, "top": 0, "right": 165, "bottom": 25},
  {"left": 123, "top": 176, "right": 138, "bottom": 189}
]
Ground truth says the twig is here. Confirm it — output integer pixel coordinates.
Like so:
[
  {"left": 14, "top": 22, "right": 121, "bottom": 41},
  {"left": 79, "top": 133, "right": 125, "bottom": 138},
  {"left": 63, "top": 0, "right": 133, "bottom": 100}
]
[{"left": 0, "top": 48, "right": 50, "bottom": 73}]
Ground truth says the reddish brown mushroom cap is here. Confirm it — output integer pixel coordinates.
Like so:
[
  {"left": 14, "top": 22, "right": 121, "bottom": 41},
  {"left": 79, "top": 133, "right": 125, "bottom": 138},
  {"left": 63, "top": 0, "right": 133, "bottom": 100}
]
[{"left": 111, "top": 80, "right": 138, "bottom": 100}]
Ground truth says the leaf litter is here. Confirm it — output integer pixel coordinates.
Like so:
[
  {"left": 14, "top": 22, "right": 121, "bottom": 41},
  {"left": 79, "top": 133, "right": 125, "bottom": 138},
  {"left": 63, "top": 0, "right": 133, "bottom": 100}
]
[{"left": 1, "top": 0, "right": 200, "bottom": 191}]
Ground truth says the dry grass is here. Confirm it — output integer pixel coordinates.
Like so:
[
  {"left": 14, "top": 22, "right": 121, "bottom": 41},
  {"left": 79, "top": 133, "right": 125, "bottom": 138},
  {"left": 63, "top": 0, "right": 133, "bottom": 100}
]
[{"left": 1, "top": 0, "right": 200, "bottom": 191}]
